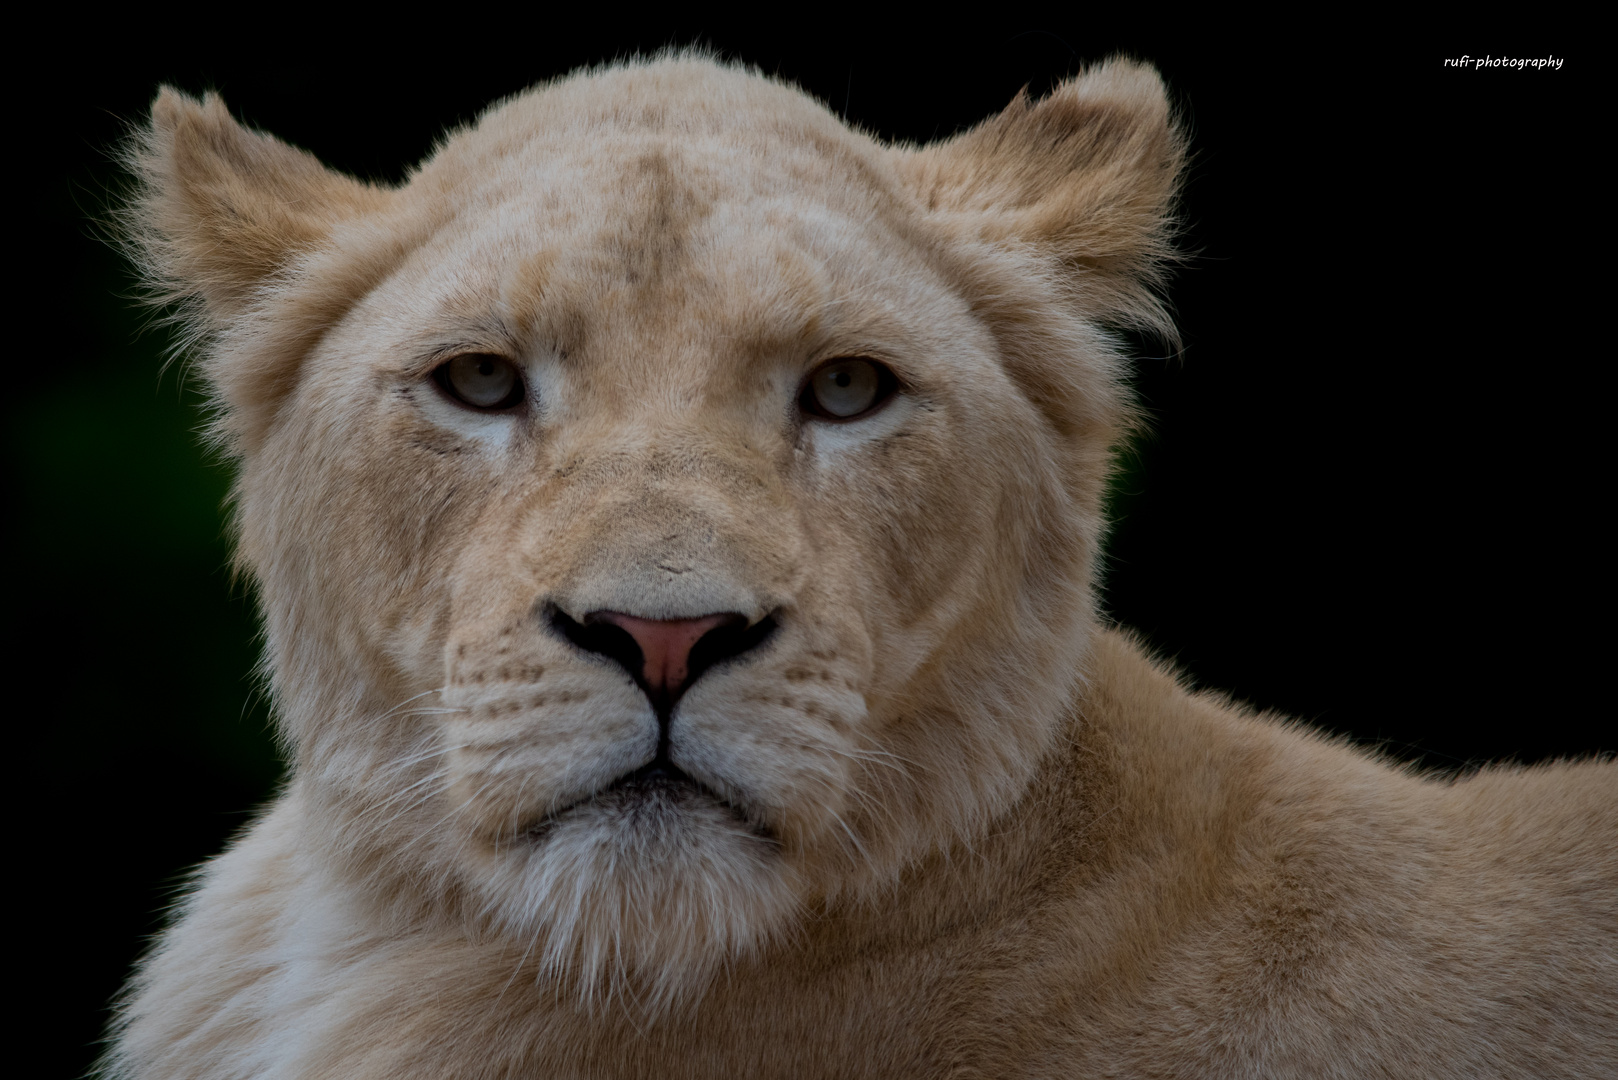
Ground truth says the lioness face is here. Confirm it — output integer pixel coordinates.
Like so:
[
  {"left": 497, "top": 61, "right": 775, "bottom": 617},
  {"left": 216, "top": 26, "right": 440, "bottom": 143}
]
[{"left": 140, "top": 58, "right": 1176, "bottom": 1005}]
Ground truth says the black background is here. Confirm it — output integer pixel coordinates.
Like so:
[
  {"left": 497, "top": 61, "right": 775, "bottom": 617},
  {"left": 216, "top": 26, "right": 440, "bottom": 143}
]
[{"left": 20, "top": 24, "right": 1602, "bottom": 1076}]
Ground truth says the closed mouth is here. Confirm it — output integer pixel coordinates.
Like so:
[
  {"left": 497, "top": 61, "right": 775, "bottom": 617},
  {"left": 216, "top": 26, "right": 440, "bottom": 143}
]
[{"left": 525, "top": 755, "right": 774, "bottom": 843}]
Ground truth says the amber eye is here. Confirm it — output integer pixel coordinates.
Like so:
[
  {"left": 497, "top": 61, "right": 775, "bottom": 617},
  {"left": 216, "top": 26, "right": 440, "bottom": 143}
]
[
  {"left": 434, "top": 354, "right": 524, "bottom": 410},
  {"left": 801, "top": 358, "right": 897, "bottom": 420}
]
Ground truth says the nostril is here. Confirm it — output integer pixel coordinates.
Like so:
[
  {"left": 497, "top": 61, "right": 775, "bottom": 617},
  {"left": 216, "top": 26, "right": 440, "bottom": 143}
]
[
  {"left": 546, "top": 605, "right": 646, "bottom": 688},
  {"left": 685, "top": 613, "right": 777, "bottom": 690}
]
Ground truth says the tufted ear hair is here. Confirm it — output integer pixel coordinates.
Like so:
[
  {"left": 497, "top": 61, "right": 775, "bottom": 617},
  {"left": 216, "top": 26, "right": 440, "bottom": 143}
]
[
  {"left": 125, "top": 88, "right": 389, "bottom": 323},
  {"left": 897, "top": 59, "right": 1185, "bottom": 336}
]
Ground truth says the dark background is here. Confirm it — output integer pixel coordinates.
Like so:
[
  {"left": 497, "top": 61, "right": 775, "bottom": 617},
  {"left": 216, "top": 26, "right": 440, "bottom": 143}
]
[{"left": 20, "top": 25, "right": 1601, "bottom": 1076}]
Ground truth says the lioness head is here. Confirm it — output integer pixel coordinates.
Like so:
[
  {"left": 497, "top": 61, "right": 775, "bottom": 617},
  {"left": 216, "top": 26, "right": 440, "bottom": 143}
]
[{"left": 129, "top": 56, "right": 1180, "bottom": 1008}]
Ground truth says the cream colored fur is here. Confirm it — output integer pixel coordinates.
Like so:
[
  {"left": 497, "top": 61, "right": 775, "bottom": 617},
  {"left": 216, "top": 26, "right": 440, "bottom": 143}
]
[{"left": 105, "top": 56, "right": 1616, "bottom": 1078}]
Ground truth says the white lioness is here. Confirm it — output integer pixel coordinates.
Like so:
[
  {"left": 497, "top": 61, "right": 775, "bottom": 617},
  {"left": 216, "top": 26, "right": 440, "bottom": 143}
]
[{"left": 107, "top": 56, "right": 1615, "bottom": 1079}]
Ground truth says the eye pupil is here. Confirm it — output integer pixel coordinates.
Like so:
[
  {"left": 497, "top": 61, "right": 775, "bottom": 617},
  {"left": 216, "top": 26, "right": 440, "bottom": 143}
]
[
  {"left": 803, "top": 358, "right": 894, "bottom": 420},
  {"left": 476, "top": 357, "right": 495, "bottom": 377}
]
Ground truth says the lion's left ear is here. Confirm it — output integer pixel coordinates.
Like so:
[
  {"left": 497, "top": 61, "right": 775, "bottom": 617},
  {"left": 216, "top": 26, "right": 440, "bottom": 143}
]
[{"left": 897, "top": 59, "right": 1184, "bottom": 329}]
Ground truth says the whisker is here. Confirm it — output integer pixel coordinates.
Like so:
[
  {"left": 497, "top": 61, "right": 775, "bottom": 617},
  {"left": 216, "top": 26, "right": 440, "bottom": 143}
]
[
  {"left": 374, "top": 687, "right": 448, "bottom": 723},
  {"left": 378, "top": 741, "right": 470, "bottom": 774}
]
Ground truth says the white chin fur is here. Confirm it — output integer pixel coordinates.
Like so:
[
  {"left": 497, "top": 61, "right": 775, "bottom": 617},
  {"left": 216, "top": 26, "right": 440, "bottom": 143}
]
[{"left": 475, "top": 783, "right": 803, "bottom": 1015}]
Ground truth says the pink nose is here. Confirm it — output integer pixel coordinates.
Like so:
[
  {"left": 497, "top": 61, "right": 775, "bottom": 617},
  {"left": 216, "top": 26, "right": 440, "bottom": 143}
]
[{"left": 588, "top": 612, "right": 736, "bottom": 696}]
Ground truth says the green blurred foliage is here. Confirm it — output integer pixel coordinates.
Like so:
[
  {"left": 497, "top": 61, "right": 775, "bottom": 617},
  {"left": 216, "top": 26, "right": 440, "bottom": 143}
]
[{"left": 16, "top": 187, "right": 281, "bottom": 789}]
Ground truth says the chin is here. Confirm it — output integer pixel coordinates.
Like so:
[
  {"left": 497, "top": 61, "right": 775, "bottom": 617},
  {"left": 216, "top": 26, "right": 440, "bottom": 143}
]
[{"left": 472, "top": 772, "right": 805, "bottom": 1014}]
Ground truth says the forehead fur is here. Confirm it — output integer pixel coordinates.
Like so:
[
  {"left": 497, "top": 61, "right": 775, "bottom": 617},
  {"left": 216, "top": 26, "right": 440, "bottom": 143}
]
[{"left": 405, "top": 61, "right": 927, "bottom": 347}]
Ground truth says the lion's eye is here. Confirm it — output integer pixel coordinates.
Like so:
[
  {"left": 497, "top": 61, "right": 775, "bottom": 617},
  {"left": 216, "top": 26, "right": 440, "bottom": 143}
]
[
  {"left": 802, "top": 358, "right": 895, "bottom": 420},
  {"left": 435, "top": 354, "right": 524, "bottom": 410}
]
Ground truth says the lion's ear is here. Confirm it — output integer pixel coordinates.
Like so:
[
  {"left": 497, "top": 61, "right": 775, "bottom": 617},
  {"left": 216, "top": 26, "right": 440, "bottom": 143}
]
[
  {"left": 898, "top": 59, "right": 1184, "bottom": 330},
  {"left": 127, "top": 88, "right": 387, "bottom": 320}
]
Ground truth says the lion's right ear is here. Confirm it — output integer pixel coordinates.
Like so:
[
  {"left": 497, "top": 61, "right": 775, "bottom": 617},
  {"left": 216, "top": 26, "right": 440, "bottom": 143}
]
[{"left": 126, "top": 89, "right": 387, "bottom": 321}]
